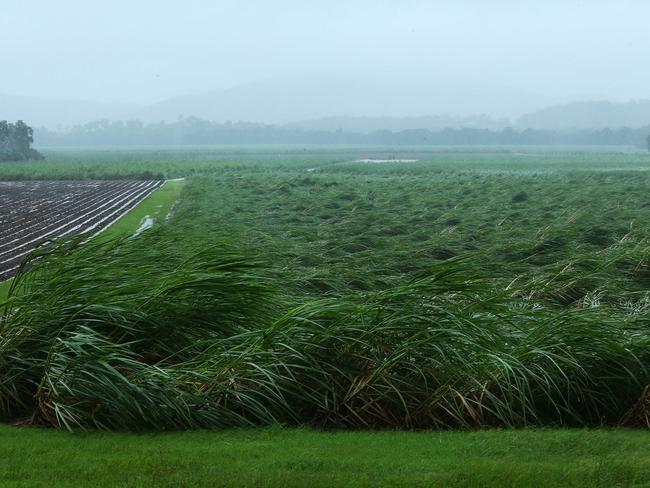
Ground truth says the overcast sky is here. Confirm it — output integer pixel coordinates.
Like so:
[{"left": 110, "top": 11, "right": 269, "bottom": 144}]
[{"left": 3, "top": 1, "right": 650, "bottom": 112}]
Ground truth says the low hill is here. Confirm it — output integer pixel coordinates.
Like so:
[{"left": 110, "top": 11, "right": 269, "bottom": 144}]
[
  {"left": 0, "top": 94, "right": 140, "bottom": 129},
  {"left": 516, "top": 100, "right": 650, "bottom": 130},
  {"left": 134, "top": 79, "right": 549, "bottom": 124}
]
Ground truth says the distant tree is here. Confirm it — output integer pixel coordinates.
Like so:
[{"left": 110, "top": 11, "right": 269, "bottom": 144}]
[
  {"left": 0, "top": 121, "right": 10, "bottom": 151},
  {"left": 647, "top": 134, "right": 650, "bottom": 152},
  {"left": 0, "top": 120, "right": 43, "bottom": 162},
  {"left": 12, "top": 120, "right": 34, "bottom": 155},
  {"left": 28, "top": 117, "right": 650, "bottom": 148}
]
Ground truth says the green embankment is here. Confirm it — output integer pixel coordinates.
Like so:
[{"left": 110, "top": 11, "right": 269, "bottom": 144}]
[
  {"left": 0, "top": 179, "right": 184, "bottom": 302},
  {"left": 0, "top": 427, "right": 648, "bottom": 487}
]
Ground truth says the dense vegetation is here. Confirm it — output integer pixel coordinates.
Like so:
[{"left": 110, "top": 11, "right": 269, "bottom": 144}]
[
  {"left": 0, "top": 146, "right": 648, "bottom": 181},
  {"left": 34, "top": 117, "right": 650, "bottom": 148},
  {"left": 1, "top": 149, "right": 650, "bottom": 430},
  {"left": 0, "top": 120, "right": 43, "bottom": 162}
]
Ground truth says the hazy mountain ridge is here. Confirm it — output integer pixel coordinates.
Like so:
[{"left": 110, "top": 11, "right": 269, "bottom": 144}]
[
  {"left": 516, "top": 100, "right": 650, "bottom": 130},
  {"left": 134, "top": 79, "right": 550, "bottom": 124},
  {"left": 0, "top": 94, "right": 141, "bottom": 129},
  {"left": 3, "top": 86, "right": 650, "bottom": 132}
]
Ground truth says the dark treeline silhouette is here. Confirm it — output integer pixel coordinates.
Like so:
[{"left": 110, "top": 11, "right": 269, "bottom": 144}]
[
  {"left": 34, "top": 117, "right": 650, "bottom": 148},
  {"left": 1, "top": 120, "right": 43, "bottom": 161}
]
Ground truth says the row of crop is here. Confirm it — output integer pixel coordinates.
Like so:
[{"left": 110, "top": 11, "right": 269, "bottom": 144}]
[{"left": 0, "top": 180, "right": 162, "bottom": 280}]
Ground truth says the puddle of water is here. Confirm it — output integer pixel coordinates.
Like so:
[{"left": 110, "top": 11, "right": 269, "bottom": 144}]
[
  {"left": 354, "top": 159, "right": 419, "bottom": 163},
  {"left": 132, "top": 216, "right": 154, "bottom": 238}
]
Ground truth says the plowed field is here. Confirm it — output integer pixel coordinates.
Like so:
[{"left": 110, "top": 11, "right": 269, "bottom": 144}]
[{"left": 0, "top": 180, "right": 163, "bottom": 280}]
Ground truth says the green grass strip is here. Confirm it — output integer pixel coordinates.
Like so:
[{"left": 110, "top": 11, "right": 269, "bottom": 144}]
[
  {"left": 0, "top": 179, "right": 184, "bottom": 301},
  {"left": 0, "top": 427, "right": 648, "bottom": 487},
  {"left": 96, "top": 178, "right": 185, "bottom": 239},
  {"left": 0, "top": 280, "right": 11, "bottom": 303}
]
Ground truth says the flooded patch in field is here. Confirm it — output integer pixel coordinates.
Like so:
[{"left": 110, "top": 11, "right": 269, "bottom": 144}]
[{"left": 355, "top": 159, "right": 419, "bottom": 163}]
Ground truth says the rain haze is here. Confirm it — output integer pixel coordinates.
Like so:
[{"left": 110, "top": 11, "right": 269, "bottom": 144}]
[
  {"left": 3, "top": 0, "right": 650, "bottom": 127},
  {"left": 4, "top": 0, "right": 650, "bottom": 475}
]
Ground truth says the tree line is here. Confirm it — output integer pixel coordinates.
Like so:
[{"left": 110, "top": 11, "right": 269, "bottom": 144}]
[
  {"left": 0, "top": 121, "right": 43, "bottom": 162},
  {"left": 33, "top": 118, "right": 650, "bottom": 149}
]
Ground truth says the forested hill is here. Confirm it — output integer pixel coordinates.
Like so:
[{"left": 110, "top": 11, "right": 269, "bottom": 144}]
[{"left": 33, "top": 118, "right": 650, "bottom": 148}]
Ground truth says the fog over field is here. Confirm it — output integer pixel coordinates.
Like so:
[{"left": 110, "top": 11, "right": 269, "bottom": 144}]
[{"left": 3, "top": 1, "right": 650, "bottom": 128}]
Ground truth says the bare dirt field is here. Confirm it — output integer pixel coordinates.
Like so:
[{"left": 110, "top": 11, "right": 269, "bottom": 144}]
[{"left": 0, "top": 180, "right": 163, "bottom": 280}]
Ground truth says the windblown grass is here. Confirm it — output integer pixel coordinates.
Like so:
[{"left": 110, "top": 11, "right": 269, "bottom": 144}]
[
  {"left": 2, "top": 151, "right": 650, "bottom": 431},
  {"left": 0, "top": 233, "right": 648, "bottom": 430},
  {"left": 0, "top": 231, "right": 277, "bottom": 429}
]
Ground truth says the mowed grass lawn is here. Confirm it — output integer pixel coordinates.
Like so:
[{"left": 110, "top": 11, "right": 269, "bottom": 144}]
[{"left": 0, "top": 427, "right": 649, "bottom": 487}]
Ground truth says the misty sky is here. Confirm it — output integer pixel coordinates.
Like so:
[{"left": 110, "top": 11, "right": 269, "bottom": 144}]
[{"left": 3, "top": 1, "right": 650, "bottom": 112}]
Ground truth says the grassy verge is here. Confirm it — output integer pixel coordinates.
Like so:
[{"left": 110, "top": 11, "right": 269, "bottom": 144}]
[
  {"left": 0, "top": 179, "right": 184, "bottom": 302},
  {"left": 97, "top": 178, "right": 184, "bottom": 238},
  {"left": 0, "top": 427, "right": 648, "bottom": 487},
  {"left": 0, "top": 281, "right": 10, "bottom": 303}
]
